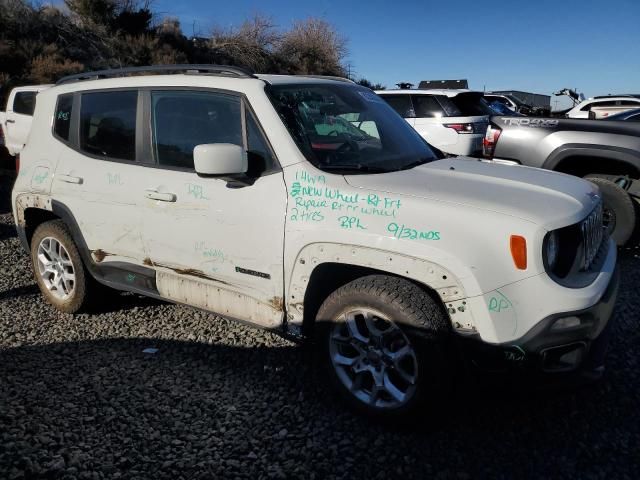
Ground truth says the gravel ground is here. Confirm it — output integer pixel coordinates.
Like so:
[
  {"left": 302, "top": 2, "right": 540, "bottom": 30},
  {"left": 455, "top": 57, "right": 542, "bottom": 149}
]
[{"left": 1, "top": 172, "right": 639, "bottom": 479}]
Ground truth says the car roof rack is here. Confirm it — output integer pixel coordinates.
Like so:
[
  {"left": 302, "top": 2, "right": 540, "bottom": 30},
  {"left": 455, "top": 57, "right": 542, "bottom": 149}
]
[
  {"left": 56, "top": 64, "right": 257, "bottom": 85},
  {"left": 593, "top": 94, "right": 640, "bottom": 99},
  {"left": 298, "top": 75, "right": 355, "bottom": 83}
]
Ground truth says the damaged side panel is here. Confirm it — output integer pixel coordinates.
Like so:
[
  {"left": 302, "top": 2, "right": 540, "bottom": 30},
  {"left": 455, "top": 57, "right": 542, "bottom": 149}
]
[
  {"left": 156, "top": 271, "right": 283, "bottom": 329},
  {"left": 286, "top": 243, "right": 476, "bottom": 336}
]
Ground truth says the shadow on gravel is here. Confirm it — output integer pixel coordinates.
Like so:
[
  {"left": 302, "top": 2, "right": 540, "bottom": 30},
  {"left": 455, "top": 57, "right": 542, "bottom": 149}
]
[
  {"left": 87, "top": 291, "right": 166, "bottom": 314},
  {"left": 0, "top": 283, "right": 39, "bottom": 301},
  {"left": 0, "top": 221, "right": 17, "bottom": 240},
  {"left": 1, "top": 322, "right": 638, "bottom": 479},
  {"left": 0, "top": 172, "right": 15, "bottom": 215}
]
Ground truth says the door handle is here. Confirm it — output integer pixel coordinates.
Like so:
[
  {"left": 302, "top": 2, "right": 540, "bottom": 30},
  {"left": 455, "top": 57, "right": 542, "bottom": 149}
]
[
  {"left": 57, "top": 174, "right": 83, "bottom": 184},
  {"left": 6, "top": 119, "right": 15, "bottom": 124},
  {"left": 145, "top": 189, "right": 176, "bottom": 202}
]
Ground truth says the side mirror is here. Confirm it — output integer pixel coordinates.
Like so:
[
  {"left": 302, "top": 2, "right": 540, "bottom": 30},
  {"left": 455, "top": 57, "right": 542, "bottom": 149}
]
[{"left": 193, "top": 143, "right": 247, "bottom": 176}]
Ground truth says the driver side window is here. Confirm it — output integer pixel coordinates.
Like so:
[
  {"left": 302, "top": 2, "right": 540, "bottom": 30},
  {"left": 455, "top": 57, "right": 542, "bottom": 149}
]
[{"left": 151, "top": 90, "right": 242, "bottom": 170}]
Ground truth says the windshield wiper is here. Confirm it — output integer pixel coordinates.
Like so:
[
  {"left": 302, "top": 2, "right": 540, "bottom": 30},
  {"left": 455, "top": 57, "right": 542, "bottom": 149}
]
[
  {"left": 320, "top": 164, "right": 388, "bottom": 173},
  {"left": 398, "top": 158, "right": 433, "bottom": 171}
]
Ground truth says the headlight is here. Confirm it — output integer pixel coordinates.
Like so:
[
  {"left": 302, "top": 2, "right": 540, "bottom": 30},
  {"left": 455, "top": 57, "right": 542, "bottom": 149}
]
[{"left": 545, "top": 231, "right": 560, "bottom": 270}]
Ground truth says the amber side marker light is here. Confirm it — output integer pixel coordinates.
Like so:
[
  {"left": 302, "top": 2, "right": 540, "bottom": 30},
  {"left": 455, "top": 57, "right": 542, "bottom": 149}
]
[{"left": 510, "top": 235, "right": 527, "bottom": 270}]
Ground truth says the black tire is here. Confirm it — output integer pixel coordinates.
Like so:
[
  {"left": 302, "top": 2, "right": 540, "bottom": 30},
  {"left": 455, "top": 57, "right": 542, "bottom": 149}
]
[
  {"left": 315, "top": 275, "right": 451, "bottom": 420},
  {"left": 30, "top": 220, "right": 93, "bottom": 313},
  {"left": 587, "top": 177, "right": 636, "bottom": 246}
]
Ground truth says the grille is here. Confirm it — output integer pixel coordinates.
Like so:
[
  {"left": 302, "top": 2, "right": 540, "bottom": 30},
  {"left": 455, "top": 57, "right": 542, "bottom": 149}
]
[{"left": 581, "top": 202, "right": 604, "bottom": 271}]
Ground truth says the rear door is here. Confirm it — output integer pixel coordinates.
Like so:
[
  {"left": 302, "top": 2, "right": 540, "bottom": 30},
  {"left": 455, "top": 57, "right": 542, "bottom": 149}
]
[
  {"left": 433, "top": 93, "right": 490, "bottom": 155},
  {"left": 139, "top": 88, "right": 287, "bottom": 328},
  {"left": 411, "top": 94, "right": 448, "bottom": 149},
  {"left": 51, "top": 89, "right": 149, "bottom": 265}
]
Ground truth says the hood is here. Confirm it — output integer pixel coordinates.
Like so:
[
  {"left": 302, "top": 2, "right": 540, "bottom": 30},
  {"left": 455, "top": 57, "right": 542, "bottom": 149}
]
[{"left": 344, "top": 158, "right": 600, "bottom": 230}]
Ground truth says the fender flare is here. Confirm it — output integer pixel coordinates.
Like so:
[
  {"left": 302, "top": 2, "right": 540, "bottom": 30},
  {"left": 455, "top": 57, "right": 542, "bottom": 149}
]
[
  {"left": 285, "top": 242, "right": 476, "bottom": 335},
  {"left": 543, "top": 144, "right": 640, "bottom": 174}
]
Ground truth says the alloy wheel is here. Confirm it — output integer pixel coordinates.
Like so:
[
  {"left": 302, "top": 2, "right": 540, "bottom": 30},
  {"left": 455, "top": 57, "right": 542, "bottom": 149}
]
[
  {"left": 36, "top": 237, "right": 76, "bottom": 300},
  {"left": 329, "top": 308, "right": 419, "bottom": 409}
]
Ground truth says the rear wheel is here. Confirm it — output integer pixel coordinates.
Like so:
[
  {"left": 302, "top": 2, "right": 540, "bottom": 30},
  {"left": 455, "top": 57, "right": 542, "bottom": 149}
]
[
  {"left": 586, "top": 176, "right": 636, "bottom": 246},
  {"left": 315, "top": 275, "right": 451, "bottom": 419},
  {"left": 31, "top": 220, "right": 93, "bottom": 313}
]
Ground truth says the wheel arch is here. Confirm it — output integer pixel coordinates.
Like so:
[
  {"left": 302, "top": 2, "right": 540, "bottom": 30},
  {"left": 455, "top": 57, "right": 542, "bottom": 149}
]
[
  {"left": 285, "top": 243, "right": 475, "bottom": 339},
  {"left": 544, "top": 145, "right": 640, "bottom": 179}
]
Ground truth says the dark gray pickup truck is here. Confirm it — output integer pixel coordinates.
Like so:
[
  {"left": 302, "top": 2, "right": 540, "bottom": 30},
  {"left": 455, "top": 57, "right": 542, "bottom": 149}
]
[{"left": 483, "top": 116, "right": 640, "bottom": 245}]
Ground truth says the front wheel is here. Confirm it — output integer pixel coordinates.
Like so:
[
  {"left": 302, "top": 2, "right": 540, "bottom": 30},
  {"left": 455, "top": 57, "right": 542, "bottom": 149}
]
[
  {"left": 315, "top": 275, "right": 451, "bottom": 419},
  {"left": 586, "top": 177, "right": 637, "bottom": 246}
]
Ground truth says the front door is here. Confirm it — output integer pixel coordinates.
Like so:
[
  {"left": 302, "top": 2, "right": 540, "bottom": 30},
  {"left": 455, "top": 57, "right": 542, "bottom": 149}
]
[{"left": 140, "top": 89, "right": 287, "bottom": 328}]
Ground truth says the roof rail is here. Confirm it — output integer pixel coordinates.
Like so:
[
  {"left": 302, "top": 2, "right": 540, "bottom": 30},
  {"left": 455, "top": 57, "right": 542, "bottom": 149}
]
[
  {"left": 298, "top": 75, "right": 355, "bottom": 84},
  {"left": 56, "top": 64, "right": 257, "bottom": 85},
  {"left": 593, "top": 94, "right": 640, "bottom": 99}
]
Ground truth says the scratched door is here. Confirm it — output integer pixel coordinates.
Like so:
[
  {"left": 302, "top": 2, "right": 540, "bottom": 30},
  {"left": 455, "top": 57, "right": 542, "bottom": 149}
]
[
  {"left": 51, "top": 89, "right": 148, "bottom": 264},
  {"left": 140, "top": 90, "right": 287, "bottom": 327}
]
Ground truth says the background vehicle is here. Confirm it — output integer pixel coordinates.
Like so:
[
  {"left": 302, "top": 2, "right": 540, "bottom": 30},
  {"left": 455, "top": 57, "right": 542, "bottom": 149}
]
[
  {"left": 484, "top": 115, "right": 640, "bottom": 245},
  {"left": 486, "top": 100, "right": 525, "bottom": 116},
  {"left": 589, "top": 104, "right": 640, "bottom": 119},
  {"left": 565, "top": 95, "right": 640, "bottom": 119},
  {"left": 376, "top": 89, "right": 491, "bottom": 156},
  {"left": 12, "top": 65, "right": 617, "bottom": 419},
  {"left": 601, "top": 108, "right": 640, "bottom": 122},
  {"left": 0, "top": 84, "right": 52, "bottom": 159},
  {"left": 485, "top": 91, "right": 551, "bottom": 117}
]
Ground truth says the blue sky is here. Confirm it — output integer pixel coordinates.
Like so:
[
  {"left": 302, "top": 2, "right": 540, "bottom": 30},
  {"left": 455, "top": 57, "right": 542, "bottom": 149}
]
[{"left": 64, "top": 0, "right": 640, "bottom": 109}]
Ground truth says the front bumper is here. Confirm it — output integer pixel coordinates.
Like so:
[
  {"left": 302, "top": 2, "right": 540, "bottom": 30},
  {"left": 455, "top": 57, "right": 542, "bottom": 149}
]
[{"left": 462, "top": 265, "right": 619, "bottom": 374}]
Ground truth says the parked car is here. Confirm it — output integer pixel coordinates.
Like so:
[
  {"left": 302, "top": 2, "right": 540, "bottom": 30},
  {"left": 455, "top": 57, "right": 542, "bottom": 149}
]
[
  {"left": 484, "top": 93, "right": 551, "bottom": 117},
  {"left": 565, "top": 95, "right": 640, "bottom": 119},
  {"left": 12, "top": 65, "right": 618, "bottom": 419},
  {"left": 589, "top": 105, "right": 640, "bottom": 119},
  {"left": 0, "top": 84, "right": 52, "bottom": 160},
  {"left": 484, "top": 115, "right": 640, "bottom": 245},
  {"left": 487, "top": 100, "right": 525, "bottom": 116},
  {"left": 483, "top": 93, "right": 531, "bottom": 115},
  {"left": 601, "top": 108, "right": 640, "bottom": 122},
  {"left": 376, "top": 89, "right": 491, "bottom": 156}
]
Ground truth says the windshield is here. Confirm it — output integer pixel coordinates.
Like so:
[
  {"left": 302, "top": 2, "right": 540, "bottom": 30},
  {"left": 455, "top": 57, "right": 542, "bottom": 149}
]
[{"left": 266, "top": 83, "right": 441, "bottom": 174}]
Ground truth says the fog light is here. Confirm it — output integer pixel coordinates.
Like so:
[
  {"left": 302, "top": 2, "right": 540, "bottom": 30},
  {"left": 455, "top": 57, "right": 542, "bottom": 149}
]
[{"left": 551, "top": 316, "right": 581, "bottom": 331}]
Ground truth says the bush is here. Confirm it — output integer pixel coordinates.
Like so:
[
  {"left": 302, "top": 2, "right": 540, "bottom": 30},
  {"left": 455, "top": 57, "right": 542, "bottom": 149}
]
[{"left": 0, "top": 0, "right": 351, "bottom": 103}]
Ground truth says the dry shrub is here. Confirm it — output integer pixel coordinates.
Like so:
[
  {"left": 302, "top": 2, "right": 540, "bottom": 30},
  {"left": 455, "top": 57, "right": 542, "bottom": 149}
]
[
  {"left": 276, "top": 18, "right": 347, "bottom": 76},
  {"left": 28, "top": 49, "right": 84, "bottom": 83}
]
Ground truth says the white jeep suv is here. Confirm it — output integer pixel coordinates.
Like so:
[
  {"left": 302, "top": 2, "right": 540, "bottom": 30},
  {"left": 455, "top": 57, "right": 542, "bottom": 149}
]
[
  {"left": 12, "top": 65, "right": 618, "bottom": 419},
  {"left": 376, "top": 89, "right": 491, "bottom": 156}
]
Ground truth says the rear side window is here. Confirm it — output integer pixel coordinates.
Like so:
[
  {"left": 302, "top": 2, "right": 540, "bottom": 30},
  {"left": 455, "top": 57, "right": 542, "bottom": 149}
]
[
  {"left": 54, "top": 94, "right": 73, "bottom": 141},
  {"left": 582, "top": 100, "right": 616, "bottom": 111},
  {"left": 151, "top": 90, "right": 242, "bottom": 170},
  {"left": 80, "top": 91, "right": 137, "bottom": 161},
  {"left": 13, "top": 91, "right": 36, "bottom": 116},
  {"left": 379, "top": 95, "right": 415, "bottom": 118},
  {"left": 436, "top": 96, "right": 462, "bottom": 116},
  {"left": 412, "top": 95, "right": 445, "bottom": 118},
  {"left": 438, "top": 93, "right": 492, "bottom": 117}
]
